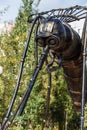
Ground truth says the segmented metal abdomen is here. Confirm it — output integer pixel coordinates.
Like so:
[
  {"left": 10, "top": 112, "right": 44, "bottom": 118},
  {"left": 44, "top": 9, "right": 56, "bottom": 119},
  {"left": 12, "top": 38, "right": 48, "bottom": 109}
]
[
  {"left": 62, "top": 54, "right": 84, "bottom": 111},
  {"left": 52, "top": 23, "right": 84, "bottom": 112}
]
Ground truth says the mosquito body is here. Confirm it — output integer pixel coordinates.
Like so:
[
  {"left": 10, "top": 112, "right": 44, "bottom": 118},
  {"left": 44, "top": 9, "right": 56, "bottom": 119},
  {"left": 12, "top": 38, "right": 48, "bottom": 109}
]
[{"left": 36, "top": 18, "right": 86, "bottom": 111}]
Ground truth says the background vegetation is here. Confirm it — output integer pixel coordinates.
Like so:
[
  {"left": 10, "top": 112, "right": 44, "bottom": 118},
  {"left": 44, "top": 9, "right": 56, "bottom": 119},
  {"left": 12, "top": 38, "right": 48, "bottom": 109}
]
[{"left": 0, "top": 0, "right": 85, "bottom": 129}]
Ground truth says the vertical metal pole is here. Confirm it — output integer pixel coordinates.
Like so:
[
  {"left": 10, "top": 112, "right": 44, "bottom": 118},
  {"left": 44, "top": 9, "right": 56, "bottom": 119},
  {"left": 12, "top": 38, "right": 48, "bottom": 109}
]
[
  {"left": 80, "top": 15, "right": 87, "bottom": 130},
  {"left": 80, "top": 52, "right": 86, "bottom": 130}
]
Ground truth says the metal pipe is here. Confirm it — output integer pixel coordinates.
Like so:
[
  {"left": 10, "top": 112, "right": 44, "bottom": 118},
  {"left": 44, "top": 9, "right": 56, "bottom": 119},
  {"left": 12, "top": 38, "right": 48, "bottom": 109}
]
[
  {"left": 80, "top": 15, "right": 87, "bottom": 130},
  {"left": 18, "top": 46, "right": 49, "bottom": 116}
]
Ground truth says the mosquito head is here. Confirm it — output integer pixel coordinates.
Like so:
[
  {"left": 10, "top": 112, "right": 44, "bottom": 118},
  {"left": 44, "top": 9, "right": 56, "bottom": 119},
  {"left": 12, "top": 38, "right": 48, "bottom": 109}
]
[{"left": 35, "top": 18, "right": 66, "bottom": 50}]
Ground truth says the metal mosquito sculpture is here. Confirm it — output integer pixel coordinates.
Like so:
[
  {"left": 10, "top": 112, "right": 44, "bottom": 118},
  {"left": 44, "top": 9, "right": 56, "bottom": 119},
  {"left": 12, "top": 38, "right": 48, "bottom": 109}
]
[{"left": 1, "top": 5, "right": 87, "bottom": 130}]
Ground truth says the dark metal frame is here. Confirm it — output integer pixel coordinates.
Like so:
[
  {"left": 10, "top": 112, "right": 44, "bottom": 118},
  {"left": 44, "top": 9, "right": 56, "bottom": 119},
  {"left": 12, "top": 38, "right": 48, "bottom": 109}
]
[{"left": 1, "top": 5, "right": 87, "bottom": 130}]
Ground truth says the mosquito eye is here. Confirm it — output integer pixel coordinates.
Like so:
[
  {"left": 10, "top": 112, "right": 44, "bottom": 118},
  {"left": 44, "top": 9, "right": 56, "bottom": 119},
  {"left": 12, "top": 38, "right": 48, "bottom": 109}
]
[
  {"left": 49, "top": 39, "right": 56, "bottom": 45},
  {"left": 36, "top": 38, "right": 45, "bottom": 47},
  {"left": 46, "top": 36, "right": 60, "bottom": 48}
]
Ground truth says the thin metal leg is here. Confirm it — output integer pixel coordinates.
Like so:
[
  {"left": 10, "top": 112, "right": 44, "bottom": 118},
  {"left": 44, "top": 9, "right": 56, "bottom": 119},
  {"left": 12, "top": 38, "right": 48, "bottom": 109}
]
[
  {"left": 80, "top": 54, "right": 86, "bottom": 130},
  {"left": 80, "top": 15, "right": 87, "bottom": 130}
]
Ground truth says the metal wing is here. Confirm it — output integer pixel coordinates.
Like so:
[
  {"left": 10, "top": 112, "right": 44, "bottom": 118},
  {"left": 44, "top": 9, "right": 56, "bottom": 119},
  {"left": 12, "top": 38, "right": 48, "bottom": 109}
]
[{"left": 29, "top": 5, "right": 87, "bottom": 23}]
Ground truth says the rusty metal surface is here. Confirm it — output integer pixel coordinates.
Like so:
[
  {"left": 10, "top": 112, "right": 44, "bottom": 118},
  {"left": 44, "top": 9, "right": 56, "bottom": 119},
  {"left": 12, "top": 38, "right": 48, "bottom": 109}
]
[{"left": 63, "top": 54, "right": 83, "bottom": 111}]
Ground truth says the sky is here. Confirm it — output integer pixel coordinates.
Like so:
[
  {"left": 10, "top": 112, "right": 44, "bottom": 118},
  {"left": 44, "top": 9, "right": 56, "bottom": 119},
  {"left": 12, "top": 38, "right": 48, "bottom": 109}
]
[
  {"left": 0, "top": 0, "right": 22, "bottom": 23},
  {"left": 0, "top": 0, "right": 87, "bottom": 23},
  {"left": 38, "top": 0, "right": 87, "bottom": 11}
]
